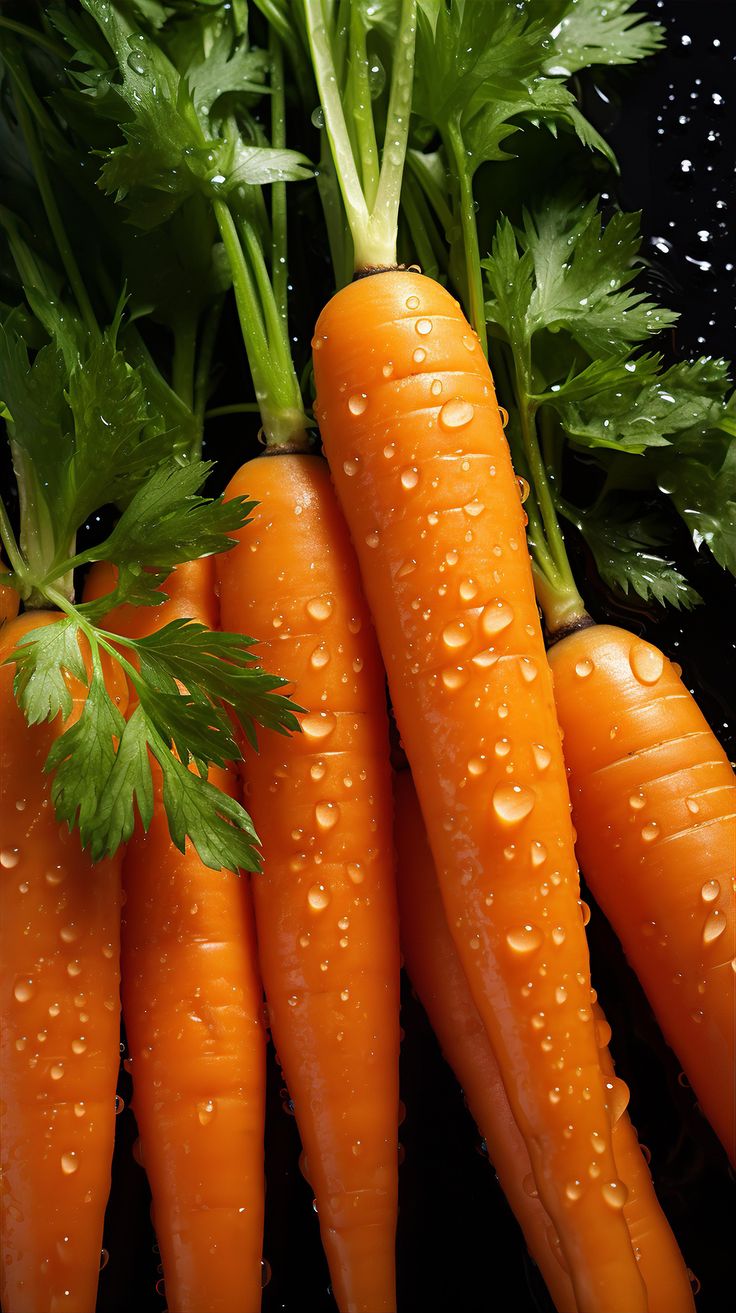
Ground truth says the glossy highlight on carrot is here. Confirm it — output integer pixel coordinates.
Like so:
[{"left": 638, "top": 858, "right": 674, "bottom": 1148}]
[
  {"left": 313, "top": 270, "right": 646, "bottom": 1313},
  {"left": 217, "top": 455, "right": 400, "bottom": 1313},
  {"left": 548, "top": 623, "right": 736, "bottom": 1164},
  {"left": 1, "top": 612, "right": 124, "bottom": 1313},
  {"left": 84, "top": 559, "right": 267, "bottom": 1313}
]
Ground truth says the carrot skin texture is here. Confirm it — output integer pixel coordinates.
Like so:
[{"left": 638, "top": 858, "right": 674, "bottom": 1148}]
[
  {"left": 217, "top": 455, "right": 400, "bottom": 1313},
  {"left": 393, "top": 770, "right": 577, "bottom": 1313},
  {"left": 395, "top": 770, "right": 695, "bottom": 1313},
  {"left": 313, "top": 272, "right": 646, "bottom": 1313},
  {"left": 0, "top": 613, "right": 124, "bottom": 1313},
  {"left": 548, "top": 624, "right": 736, "bottom": 1164},
  {"left": 84, "top": 559, "right": 267, "bottom": 1313}
]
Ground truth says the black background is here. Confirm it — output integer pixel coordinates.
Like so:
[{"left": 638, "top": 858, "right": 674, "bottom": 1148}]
[{"left": 3, "top": 1, "right": 734, "bottom": 1310}]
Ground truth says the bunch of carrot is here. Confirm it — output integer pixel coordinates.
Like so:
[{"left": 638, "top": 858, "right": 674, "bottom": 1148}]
[{"left": 1, "top": 2, "right": 734, "bottom": 1313}]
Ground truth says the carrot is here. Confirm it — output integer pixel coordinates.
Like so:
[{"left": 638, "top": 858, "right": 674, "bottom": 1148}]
[
  {"left": 548, "top": 624, "right": 736, "bottom": 1164},
  {"left": 84, "top": 558, "right": 267, "bottom": 1313},
  {"left": 393, "top": 769, "right": 577, "bottom": 1313},
  {"left": 217, "top": 455, "right": 400, "bottom": 1313},
  {"left": 312, "top": 268, "right": 643, "bottom": 1312},
  {"left": 1, "top": 558, "right": 19, "bottom": 624},
  {"left": 394, "top": 768, "right": 696, "bottom": 1313},
  {"left": 0, "top": 612, "right": 125, "bottom": 1313},
  {"left": 304, "top": 7, "right": 645, "bottom": 1304}
]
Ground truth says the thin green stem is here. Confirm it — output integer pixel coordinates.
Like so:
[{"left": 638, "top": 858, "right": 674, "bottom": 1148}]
[
  {"left": 348, "top": 6, "right": 380, "bottom": 210},
  {"left": 270, "top": 29, "right": 289, "bottom": 326},
  {"left": 12, "top": 88, "right": 98, "bottom": 340},
  {"left": 205, "top": 403, "right": 263, "bottom": 420},
  {"left": 400, "top": 175, "right": 438, "bottom": 279},
  {"left": 172, "top": 317, "right": 197, "bottom": 414},
  {"left": 0, "top": 17, "right": 67, "bottom": 59},
  {"left": 445, "top": 116, "right": 487, "bottom": 357},
  {"left": 0, "top": 493, "right": 28, "bottom": 585},
  {"left": 194, "top": 299, "right": 224, "bottom": 442},
  {"left": 372, "top": 0, "right": 417, "bottom": 253}
]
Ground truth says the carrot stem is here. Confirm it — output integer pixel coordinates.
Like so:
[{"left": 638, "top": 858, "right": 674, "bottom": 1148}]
[
  {"left": 172, "top": 316, "right": 197, "bottom": 415},
  {"left": 0, "top": 16, "right": 67, "bottom": 58},
  {"left": 0, "top": 494, "right": 28, "bottom": 589},
  {"left": 445, "top": 115, "right": 487, "bottom": 357},
  {"left": 270, "top": 28, "right": 289, "bottom": 327},
  {"left": 348, "top": 6, "right": 380, "bottom": 211}
]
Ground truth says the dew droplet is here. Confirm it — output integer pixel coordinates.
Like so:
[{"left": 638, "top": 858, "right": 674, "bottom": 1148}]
[
  {"left": 365, "top": 530, "right": 379, "bottom": 549},
  {"left": 532, "top": 744, "right": 551, "bottom": 771},
  {"left": 506, "top": 924, "right": 543, "bottom": 954},
  {"left": 416, "top": 318, "right": 432, "bottom": 335},
  {"left": 482, "top": 599, "right": 513, "bottom": 635},
  {"left": 685, "top": 796, "right": 700, "bottom": 815},
  {"left": 701, "top": 879, "right": 720, "bottom": 903},
  {"left": 531, "top": 842, "right": 547, "bottom": 868},
  {"left": 430, "top": 378, "right": 443, "bottom": 396},
  {"left": 406, "top": 294, "right": 420, "bottom": 310},
  {"left": 315, "top": 802, "right": 339, "bottom": 831},
  {"left": 382, "top": 362, "right": 394, "bottom": 378},
  {"left": 520, "top": 658, "right": 538, "bottom": 683},
  {"left": 468, "top": 756, "right": 487, "bottom": 777},
  {"left": 552, "top": 925, "right": 566, "bottom": 946},
  {"left": 702, "top": 909, "right": 726, "bottom": 945},
  {"left": 14, "top": 978, "right": 34, "bottom": 1004},
  {"left": 1, "top": 849, "right": 20, "bottom": 868},
  {"left": 343, "top": 458, "right": 358, "bottom": 477},
  {"left": 71, "top": 1038, "right": 87, "bottom": 1055},
  {"left": 308, "top": 883, "right": 331, "bottom": 911},
  {"left": 565, "top": 1179, "right": 583, "bottom": 1202},
  {"left": 463, "top": 499, "right": 484, "bottom": 517},
  {"left": 601, "top": 1180, "right": 628, "bottom": 1210},
  {"left": 306, "top": 596, "right": 333, "bottom": 622},
  {"left": 629, "top": 792, "right": 646, "bottom": 811},
  {"left": 459, "top": 578, "right": 478, "bottom": 601},
  {"left": 347, "top": 863, "right": 364, "bottom": 885},
  {"left": 348, "top": 393, "right": 367, "bottom": 416},
  {"left": 401, "top": 467, "right": 419, "bottom": 490},
  {"left": 412, "top": 347, "right": 426, "bottom": 364},
  {"left": 555, "top": 985, "right": 567, "bottom": 1005},
  {"left": 441, "top": 667, "right": 468, "bottom": 690},
  {"left": 641, "top": 822, "right": 660, "bottom": 843},
  {"left": 310, "top": 644, "right": 330, "bottom": 669},
  {"left": 61, "top": 1152, "right": 78, "bottom": 1176},
  {"left": 629, "top": 642, "right": 664, "bottom": 686},
  {"left": 301, "top": 712, "right": 336, "bottom": 741},
  {"left": 580, "top": 900, "right": 591, "bottom": 926},
  {"left": 383, "top": 442, "right": 396, "bottom": 459},
  {"left": 442, "top": 621, "right": 470, "bottom": 649},
  {"left": 51, "top": 1063, "right": 64, "bottom": 1081},
  {"left": 575, "top": 658, "right": 594, "bottom": 679},
  {"left": 493, "top": 784, "right": 535, "bottom": 824},
  {"left": 439, "top": 399, "right": 474, "bottom": 429},
  {"left": 60, "top": 926, "right": 79, "bottom": 944}
]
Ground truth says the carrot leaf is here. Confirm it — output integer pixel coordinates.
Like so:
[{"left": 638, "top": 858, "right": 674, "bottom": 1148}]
[{"left": 541, "top": 0, "right": 665, "bottom": 77}]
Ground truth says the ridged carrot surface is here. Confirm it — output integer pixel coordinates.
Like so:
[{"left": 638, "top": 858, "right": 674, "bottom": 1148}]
[
  {"left": 217, "top": 454, "right": 400, "bottom": 1313},
  {"left": 548, "top": 623, "right": 736, "bottom": 1164},
  {"left": 394, "top": 769, "right": 696, "bottom": 1313},
  {"left": 0, "top": 612, "right": 124, "bottom": 1313},
  {"left": 313, "top": 271, "right": 646, "bottom": 1313},
  {"left": 393, "top": 770, "right": 577, "bottom": 1313},
  {"left": 84, "top": 559, "right": 267, "bottom": 1313}
]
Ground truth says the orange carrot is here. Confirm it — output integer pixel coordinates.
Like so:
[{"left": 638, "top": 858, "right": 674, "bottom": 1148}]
[
  {"left": 0, "top": 612, "right": 125, "bottom": 1313},
  {"left": 394, "top": 768, "right": 696, "bottom": 1313},
  {"left": 84, "top": 558, "right": 267, "bottom": 1313},
  {"left": 548, "top": 623, "right": 736, "bottom": 1164},
  {"left": 313, "top": 271, "right": 645, "bottom": 1312},
  {"left": 217, "top": 455, "right": 400, "bottom": 1313}
]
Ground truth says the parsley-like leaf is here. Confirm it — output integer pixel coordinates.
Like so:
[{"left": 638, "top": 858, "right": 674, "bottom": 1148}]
[
  {"left": 11, "top": 618, "right": 87, "bottom": 724},
  {"left": 541, "top": 0, "right": 665, "bottom": 77}
]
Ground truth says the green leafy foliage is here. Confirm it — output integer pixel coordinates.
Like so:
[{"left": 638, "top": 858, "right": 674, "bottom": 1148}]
[
  {"left": 539, "top": 0, "right": 664, "bottom": 77},
  {"left": 562, "top": 498, "right": 701, "bottom": 610},
  {"left": 11, "top": 618, "right": 87, "bottom": 724}
]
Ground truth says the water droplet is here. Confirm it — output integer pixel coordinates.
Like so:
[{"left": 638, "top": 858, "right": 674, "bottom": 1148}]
[
  {"left": 549, "top": 1087, "right": 562, "bottom": 1104},
  {"left": 383, "top": 442, "right": 396, "bottom": 459},
  {"left": 396, "top": 558, "right": 417, "bottom": 579},
  {"left": 61, "top": 1152, "right": 78, "bottom": 1176},
  {"left": 531, "top": 842, "right": 547, "bottom": 868},
  {"left": 703, "top": 909, "right": 726, "bottom": 944},
  {"left": 565, "top": 1179, "right": 583, "bottom": 1202},
  {"left": 60, "top": 926, "right": 78, "bottom": 944},
  {"left": 482, "top": 599, "right": 513, "bottom": 635},
  {"left": 310, "top": 644, "right": 330, "bottom": 669},
  {"left": 401, "top": 467, "right": 419, "bottom": 490},
  {"left": 629, "top": 792, "right": 646, "bottom": 811},
  {"left": 463, "top": 499, "right": 484, "bottom": 517},
  {"left": 308, "top": 883, "right": 331, "bottom": 911},
  {"left": 442, "top": 621, "right": 470, "bottom": 649},
  {"left": 601, "top": 1180, "right": 628, "bottom": 1210},
  {"left": 306, "top": 596, "right": 333, "bottom": 622},
  {"left": 14, "top": 978, "right": 34, "bottom": 1003},
  {"left": 459, "top": 578, "right": 478, "bottom": 601},
  {"left": 580, "top": 901, "right": 591, "bottom": 926},
  {"left": 347, "top": 863, "right": 364, "bottom": 885},
  {"left": 468, "top": 756, "right": 487, "bottom": 777},
  {"left": 416, "top": 318, "right": 432, "bottom": 335},
  {"left": 51, "top": 1063, "right": 64, "bottom": 1081},
  {"left": 522, "top": 1173, "right": 539, "bottom": 1197},
  {"left": 71, "top": 1038, "right": 87, "bottom": 1055},
  {"left": 532, "top": 744, "right": 551, "bottom": 771},
  {"left": 430, "top": 378, "right": 443, "bottom": 396},
  {"left": 472, "top": 649, "right": 498, "bottom": 669},
  {"left": 439, "top": 399, "right": 474, "bottom": 429},
  {"left": 701, "top": 879, "right": 720, "bottom": 903},
  {"left": 382, "top": 362, "right": 394, "bottom": 378},
  {"left": 520, "top": 658, "right": 538, "bottom": 683},
  {"left": 441, "top": 667, "right": 468, "bottom": 690},
  {"left": 555, "top": 985, "right": 567, "bottom": 1005},
  {"left": 348, "top": 393, "right": 367, "bottom": 415},
  {"left": 343, "top": 458, "right": 358, "bottom": 477},
  {"left": 575, "top": 659, "right": 594, "bottom": 679},
  {"left": 406, "top": 295, "right": 420, "bottom": 310},
  {"left": 629, "top": 642, "right": 664, "bottom": 685},
  {"left": 506, "top": 924, "right": 543, "bottom": 954},
  {"left": 115, "top": 1095, "right": 124, "bottom": 1115},
  {"left": 301, "top": 712, "right": 336, "bottom": 741},
  {"left": 685, "top": 796, "right": 700, "bottom": 815},
  {"left": 493, "top": 784, "right": 535, "bottom": 824},
  {"left": 315, "top": 802, "right": 339, "bottom": 831},
  {"left": 641, "top": 821, "right": 660, "bottom": 843},
  {"left": 1, "top": 849, "right": 20, "bottom": 868},
  {"left": 45, "top": 867, "right": 65, "bottom": 886},
  {"left": 365, "top": 530, "right": 380, "bottom": 548}
]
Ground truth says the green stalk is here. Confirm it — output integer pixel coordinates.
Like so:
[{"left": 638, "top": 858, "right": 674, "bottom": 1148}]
[
  {"left": 0, "top": 493, "right": 29, "bottom": 593},
  {"left": 172, "top": 317, "right": 198, "bottom": 414},
  {"left": 304, "top": 0, "right": 417, "bottom": 270},
  {"left": 347, "top": 6, "right": 380, "bottom": 210},
  {"left": 0, "top": 18, "right": 67, "bottom": 59},
  {"left": 445, "top": 116, "right": 487, "bottom": 357},
  {"left": 193, "top": 299, "right": 224, "bottom": 443},
  {"left": 12, "top": 88, "right": 98, "bottom": 341},
  {"left": 270, "top": 28, "right": 289, "bottom": 326}
]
